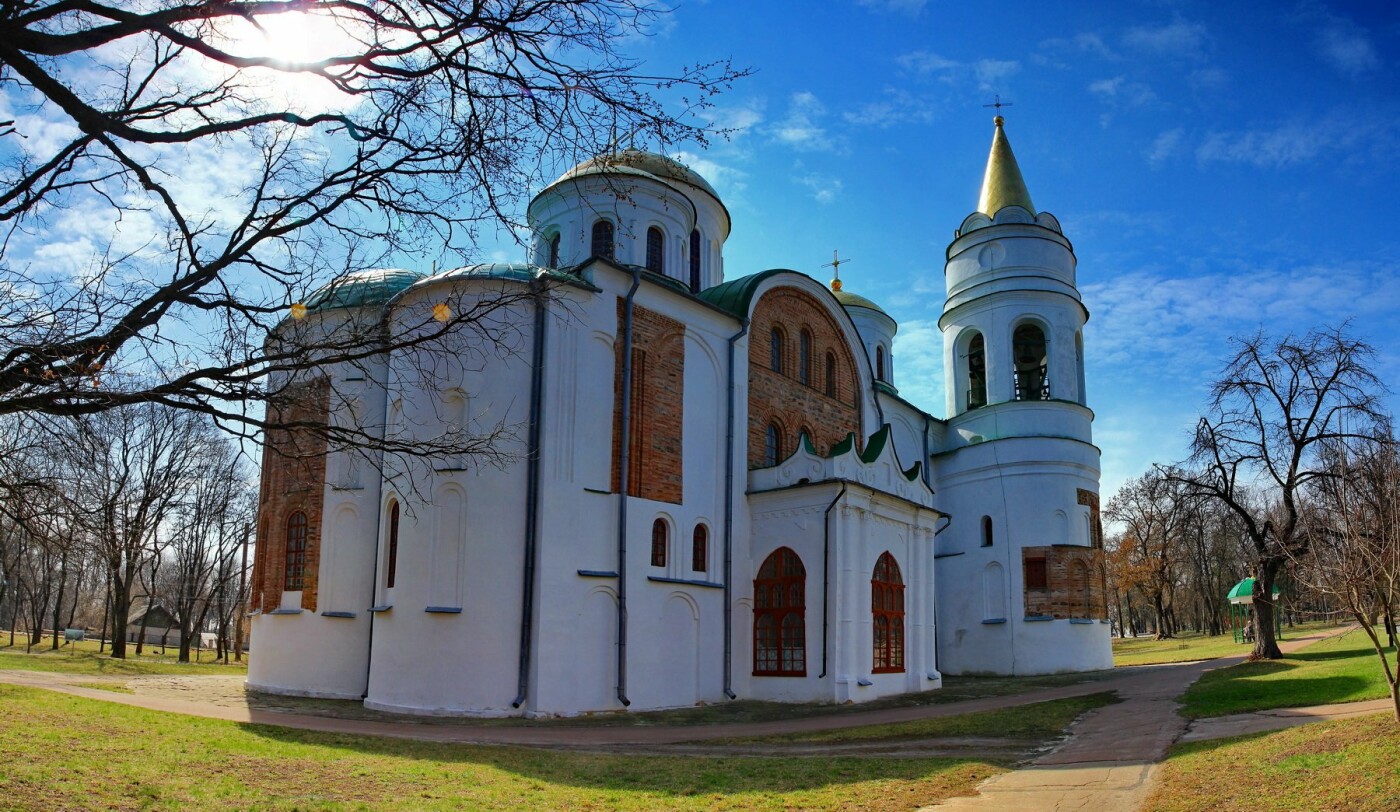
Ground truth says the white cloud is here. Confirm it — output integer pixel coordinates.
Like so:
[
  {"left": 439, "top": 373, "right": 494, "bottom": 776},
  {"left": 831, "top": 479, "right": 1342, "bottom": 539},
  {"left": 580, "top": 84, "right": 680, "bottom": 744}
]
[
  {"left": 1121, "top": 20, "right": 1209, "bottom": 59},
  {"left": 856, "top": 0, "right": 927, "bottom": 13},
  {"left": 1196, "top": 120, "right": 1346, "bottom": 167},
  {"left": 796, "top": 171, "right": 842, "bottom": 204},
  {"left": 842, "top": 88, "right": 936, "bottom": 128},
  {"left": 1088, "top": 76, "right": 1157, "bottom": 107},
  {"left": 1317, "top": 22, "right": 1380, "bottom": 77},
  {"left": 671, "top": 150, "right": 748, "bottom": 198},
  {"left": 710, "top": 101, "right": 765, "bottom": 139},
  {"left": 897, "top": 51, "right": 1021, "bottom": 93},
  {"left": 772, "top": 91, "right": 840, "bottom": 153},
  {"left": 1038, "top": 32, "right": 1117, "bottom": 62},
  {"left": 1146, "top": 128, "right": 1183, "bottom": 167},
  {"left": 891, "top": 319, "right": 945, "bottom": 419}
]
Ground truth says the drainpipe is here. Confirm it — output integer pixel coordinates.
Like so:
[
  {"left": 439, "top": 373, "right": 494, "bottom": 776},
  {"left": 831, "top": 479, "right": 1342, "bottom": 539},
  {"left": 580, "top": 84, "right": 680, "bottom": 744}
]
[
  {"left": 614, "top": 268, "right": 642, "bottom": 707},
  {"left": 818, "top": 481, "right": 848, "bottom": 679},
  {"left": 721, "top": 318, "right": 750, "bottom": 699},
  {"left": 512, "top": 278, "right": 549, "bottom": 709},
  {"left": 361, "top": 527, "right": 381, "bottom": 700},
  {"left": 922, "top": 412, "right": 933, "bottom": 489}
]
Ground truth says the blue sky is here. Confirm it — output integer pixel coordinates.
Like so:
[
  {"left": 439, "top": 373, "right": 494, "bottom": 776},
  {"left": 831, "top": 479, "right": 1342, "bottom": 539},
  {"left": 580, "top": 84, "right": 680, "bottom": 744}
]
[{"left": 521, "top": 0, "right": 1399, "bottom": 500}]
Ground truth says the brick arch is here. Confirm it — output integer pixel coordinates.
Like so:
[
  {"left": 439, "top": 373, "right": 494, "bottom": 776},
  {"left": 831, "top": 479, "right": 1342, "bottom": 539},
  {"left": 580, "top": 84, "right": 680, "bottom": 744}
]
[{"left": 747, "top": 287, "right": 861, "bottom": 468}]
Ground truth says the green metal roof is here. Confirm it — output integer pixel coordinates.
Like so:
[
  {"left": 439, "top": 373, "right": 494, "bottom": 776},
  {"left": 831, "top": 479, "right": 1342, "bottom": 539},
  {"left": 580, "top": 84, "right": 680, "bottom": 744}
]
[
  {"left": 1227, "top": 577, "right": 1281, "bottom": 603},
  {"left": 304, "top": 268, "right": 424, "bottom": 313},
  {"left": 553, "top": 149, "right": 721, "bottom": 200},
  {"left": 695, "top": 268, "right": 796, "bottom": 317},
  {"left": 826, "top": 425, "right": 922, "bottom": 482}
]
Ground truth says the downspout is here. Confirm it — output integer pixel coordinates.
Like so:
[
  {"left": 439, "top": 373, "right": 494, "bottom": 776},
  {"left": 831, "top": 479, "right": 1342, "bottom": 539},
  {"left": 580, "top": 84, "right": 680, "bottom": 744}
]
[
  {"left": 614, "top": 268, "right": 642, "bottom": 707},
  {"left": 818, "top": 481, "right": 848, "bottom": 679},
  {"left": 512, "top": 278, "right": 549, "bottom": 708},
  {"left": 362, "top": 300, "right": 397, "bottom": 701},
  {"left": 721, "top": 317, "right": 750, "bottom": 700}
]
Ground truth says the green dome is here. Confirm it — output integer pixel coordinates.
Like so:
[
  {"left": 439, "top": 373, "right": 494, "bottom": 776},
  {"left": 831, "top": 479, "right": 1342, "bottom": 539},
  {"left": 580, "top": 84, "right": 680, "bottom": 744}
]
[
  {"left": 416, "top": 262, "right": 543, "bottom": 286},
  {"left": 549, "top": 149, "right": 721, "bottom": 201},
  {"left": 304, "top": 268, "right": 424, "bottom": 313},
  {"left": 832, "top": 288, "right": 889, "bottom": 315}
]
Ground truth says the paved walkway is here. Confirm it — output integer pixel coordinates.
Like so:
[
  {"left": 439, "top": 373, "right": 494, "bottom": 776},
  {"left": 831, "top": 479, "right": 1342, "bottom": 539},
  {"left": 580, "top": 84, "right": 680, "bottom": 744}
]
[
  {"left": 923, "top": 625, "right": 1362, "bottom": 811},
  {"left": 0, "top": 624, "right": 1384, "bottom": 811}
]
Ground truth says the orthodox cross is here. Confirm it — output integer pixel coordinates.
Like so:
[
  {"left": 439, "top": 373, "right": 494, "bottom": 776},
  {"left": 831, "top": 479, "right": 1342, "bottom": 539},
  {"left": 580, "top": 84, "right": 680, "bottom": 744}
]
[
  {"left": 983, "top": 95, "right": 1013, "bottom": 115},
  {"left": 822, "top": 249, "right": 852, "bottom": 291}
]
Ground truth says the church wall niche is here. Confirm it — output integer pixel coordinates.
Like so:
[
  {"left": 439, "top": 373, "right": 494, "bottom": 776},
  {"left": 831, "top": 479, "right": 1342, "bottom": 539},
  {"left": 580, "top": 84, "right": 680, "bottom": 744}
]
[
  {"left": 747, "top": 287, "right": 861, "bottom": 466},
  {"left": 1021, "top": 544, "right": 1107, "bottom": 620},
  {"left": 252, "top": 377, "right": 330, "bottom": 613},
  {"left": 611, "top": 300, "right": 685, "bottom": 503}
]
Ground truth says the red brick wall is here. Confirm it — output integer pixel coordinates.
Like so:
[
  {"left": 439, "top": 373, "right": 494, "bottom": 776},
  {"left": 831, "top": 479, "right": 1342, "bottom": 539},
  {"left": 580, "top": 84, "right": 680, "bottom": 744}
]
[
  {"left": 251, "top": 378, "right": 329, "bottom": 612},
  {"left": 611, "top": 301, "right": 685, "bottom": 504},
  {"left": 1022, "top": 545, "right": 1107, "bottom": 620},
  {"left": 748, "top": 287, "right": 861, "bottom": 466}
]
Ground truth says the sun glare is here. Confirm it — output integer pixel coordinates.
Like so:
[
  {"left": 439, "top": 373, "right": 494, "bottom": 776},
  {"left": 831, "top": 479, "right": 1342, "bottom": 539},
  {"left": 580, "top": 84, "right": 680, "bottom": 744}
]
[{"left": 213, "top": 8, "right": 366, "bottom": 112}]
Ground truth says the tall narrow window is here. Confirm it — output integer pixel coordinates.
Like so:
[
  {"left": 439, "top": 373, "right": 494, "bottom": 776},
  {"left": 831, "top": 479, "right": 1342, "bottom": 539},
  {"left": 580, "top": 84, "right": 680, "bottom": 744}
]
[
  {"left": 1025, "top": 555, "right": 1047, "bottom": 590},
  {"left": 968, "top": 332, "right": 987, "bottom": 409},
  {"left": 981, "top": 515, "right": 994, "bottom": 547},
  {"left": 769, "top": 327, "right": 785, "bottom": 374},
  {"left": 689, "top": 229, "right": 702, "bottom": 292},
  {"left": 650, "top": 519, "right": 668, "bottom": 567},
  {"left": 590, "top": 220, "right": 614, "bottom": 260},
  {"left": 1013, "top": 324, "right": 1049, "bottom": 401},
  {"left": 1071, "top": 561, "right": 1092, "bottom": 619},
  {"left": 876, "top": 345, "right": 886, "bottom": 382},
  {"left": 872, "top": 552, "right": 905, "bottom": 673},
  {"left": 764, "top": 423, "right": 782, "bottom": 467},
  {"left": 645, "top": 226, "right": 664, "bottom": 274},
  {"left": 692, "top": 525, "right": 708, "bottom": 573},
  {"left": 798, "top": 329, "right": 813, "bottom": 386},
  {"left": 824, "top": 351, "right": 837, "bottom": 397},
  {"left": 547, "top": 232, "right": 561, "bottom": 268},
  {"left": 284, "top": 512, "right": 308, "bottom": 591},
  {"left": 385, "top": 500, "right": 400, "bottom": 589},
  {"left": 754, "top": 547, "right": 806, "bottom": 676}
]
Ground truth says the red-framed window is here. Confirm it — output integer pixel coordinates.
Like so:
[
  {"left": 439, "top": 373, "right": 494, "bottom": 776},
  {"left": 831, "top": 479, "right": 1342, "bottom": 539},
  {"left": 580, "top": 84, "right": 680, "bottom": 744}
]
[
  {"left": 692, "top": 524, "right": 708, "bottom": 573},
  {"left": 385, "top": 500, "right": 400, "bottom": 589},
  {"left": 872, "top": 552, "right": 905, "bottom": 673},
  {"left": 650, "top": 518, "right": 668, "bottom": 568},
  {"left": 754, "top": 547, "right": 806, "bottom": 676},
  {"left": 284, "top": 511, "right": 308, "bottom": 591}
]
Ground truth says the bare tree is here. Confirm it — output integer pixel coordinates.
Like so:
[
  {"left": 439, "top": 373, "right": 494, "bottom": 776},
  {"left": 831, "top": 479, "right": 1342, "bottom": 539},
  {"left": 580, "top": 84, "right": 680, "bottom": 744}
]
[
  {"left": 1170, "top": 328, "right": 1388, "bottom": 659},
  {"left": 0, "top": 1, "right": 744, "bottom": 457},
  {"left": 1107, "top": 468, "right": 1194, "bottom": 639},
  {"left": 1296, "top": 429, "right": 1400, "bottom": 722}
]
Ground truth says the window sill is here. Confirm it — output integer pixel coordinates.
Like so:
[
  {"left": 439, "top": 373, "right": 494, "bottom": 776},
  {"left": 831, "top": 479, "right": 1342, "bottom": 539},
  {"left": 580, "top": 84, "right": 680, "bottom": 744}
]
[
  {"left": 1024, "top": 615, "right": 1054, "bottom": 622},
  {"left": 752, "top": 671, "right": 808, "bottom": 678},
  {"left": 871, "top": 668, "right": 905, "bottom": 675},
  {"left": 425, "top": 606, "right": 462, "bottom": 614},
  {"left": 320, "top": 611, "right": 356, "bottom": 619},
  {"left": 1069, "top": 618, "right": 1095, "bottom": 625},
  {"left": 981, "top": 618, "right": 1007, "bottom": 625},
  {"left": 578, "top": 569, "right": 618, "bottom": 579},
  {"left": 368, "top": 605, "right": 392, "bottom": 613},
  {"left": 269, "top": 608, "right": 303, "bottom": 616},
  {"left": 857, "top": 678, "right": 874, "bottom": 686},
  {"left": 647, "top": 575, "right": 724, "bottom": 590}
]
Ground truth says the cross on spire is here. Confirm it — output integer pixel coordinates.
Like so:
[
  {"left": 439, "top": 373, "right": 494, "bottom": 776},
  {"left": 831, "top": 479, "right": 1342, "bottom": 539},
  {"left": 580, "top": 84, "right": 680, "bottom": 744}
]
[
  {"left": 822, "top": 249, "right": 852, "bottom": 292},
  {"left": 983, "top": 94, "right": 1013, "bottom": 114}
]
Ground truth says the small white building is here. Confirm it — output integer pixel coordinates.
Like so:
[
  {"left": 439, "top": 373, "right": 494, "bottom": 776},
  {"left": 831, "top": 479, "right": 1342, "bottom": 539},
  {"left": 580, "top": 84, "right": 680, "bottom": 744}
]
[{"left": 246, "top": 117, "right": 1112, "bottom": 717}]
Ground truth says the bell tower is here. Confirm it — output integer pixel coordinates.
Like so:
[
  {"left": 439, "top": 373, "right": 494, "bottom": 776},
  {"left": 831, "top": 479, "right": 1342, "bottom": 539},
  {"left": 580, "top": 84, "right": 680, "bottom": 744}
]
[{"left": 932, "top": 115, "right": 1111, "bottom": 676}]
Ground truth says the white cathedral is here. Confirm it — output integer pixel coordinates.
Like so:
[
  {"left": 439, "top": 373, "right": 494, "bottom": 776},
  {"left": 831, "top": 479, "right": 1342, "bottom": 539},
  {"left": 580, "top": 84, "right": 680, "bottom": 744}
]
[{"left": 248, "top": 116, "right": 1112, "bottom": 717}]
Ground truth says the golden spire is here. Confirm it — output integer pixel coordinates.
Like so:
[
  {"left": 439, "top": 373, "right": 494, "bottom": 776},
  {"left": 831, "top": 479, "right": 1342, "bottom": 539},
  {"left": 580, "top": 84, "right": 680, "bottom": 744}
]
[{"left": 977, "top": 115, "right": 1035, "bottom": 216}]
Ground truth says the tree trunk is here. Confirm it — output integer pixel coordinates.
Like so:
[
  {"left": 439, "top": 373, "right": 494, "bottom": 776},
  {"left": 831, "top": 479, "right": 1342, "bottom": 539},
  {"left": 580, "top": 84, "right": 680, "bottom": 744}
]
[
  {"left": 108, "top": 573, "right": 131, "bottom": 659},
  {"left": 1252, "top": 561, "right": 1285, "bottom": 659},
  {"left": 50, "top": 550, "right": 68, "bottom": 650}
]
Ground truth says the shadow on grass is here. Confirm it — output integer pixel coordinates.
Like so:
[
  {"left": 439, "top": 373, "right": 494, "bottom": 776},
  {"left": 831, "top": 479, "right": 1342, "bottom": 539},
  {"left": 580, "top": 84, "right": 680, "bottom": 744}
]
[
  {"left": 240, "top": 722, "right": 1004, "bottom": 796},
  {"left": 1183, "top": 673, "right": 1373, "bottom": 718}
]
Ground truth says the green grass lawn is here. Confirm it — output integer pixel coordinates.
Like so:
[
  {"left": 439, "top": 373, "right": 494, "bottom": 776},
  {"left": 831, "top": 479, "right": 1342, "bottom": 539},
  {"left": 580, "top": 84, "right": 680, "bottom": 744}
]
[
  {"left": 0, "top": 638, "right": 248, "bottom": 676},
  {"left": 1145, "top": 715, "right": 1400, "bottom": 811},
  {"left": 1180, "top": 628, "right": 1396, "bottom": 718},
  {"left": 1112, "top": 621, "right": 1340, "bottom": 667},
  {"left": 730, "top": 693, "right": 1117, "bottom": 745},
  {"left": 0, "top": 684, "right": 1006, "bottom": 811}
]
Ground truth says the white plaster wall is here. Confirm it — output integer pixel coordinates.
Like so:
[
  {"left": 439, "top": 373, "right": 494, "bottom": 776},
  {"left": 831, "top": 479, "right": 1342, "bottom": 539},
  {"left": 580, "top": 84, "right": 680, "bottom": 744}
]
[{"left": 845, "top": 305, "right": 898, "bottom": 388}]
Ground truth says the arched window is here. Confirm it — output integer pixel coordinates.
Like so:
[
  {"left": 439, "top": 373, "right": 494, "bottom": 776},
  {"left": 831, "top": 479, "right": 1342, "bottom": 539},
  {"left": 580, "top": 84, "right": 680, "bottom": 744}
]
[
  {"left": 645, "top": 226, "right": 664, "bottom": 274},
  {"left": 769, "top": 327, "right": 785, "bottom": 374},
  {"left": 798, "top": 329, "right": 813, "bottom": 386},
  {"left": 689, "top": 229, "right": 702, "bottom": 292},
  {"left": 1075, "top": 330, "right": 1087, "bottom": 406},
  {"left": 875, "top": 345, "right": 886, "bottom": 382},
  {"left": 872, "top": 552, "right": 905, "bottom": 673},
  {"left": 764, "top": 423, "right": 783, "bottom": 467},
  {"left": 547, "top": 232, "right": 561, "bottom": 268},
  {"left": 284, "top": 512, "right": 308, "bottom": 591},
  {"left": 754, "top": 547, "right": 806, "bottom": 676},
  {"left": 590, "top": 220, "right": 614, "bottom": 260},
  {"left": 824, "top": 351, "right": 837, "bottom": 397},
  {"left": 385, "top": 500, "right": 400, "bottom": 589},
  {"left": 692, "top": 524, "right": 708, "bottom": 573},
  {"left": 981, "top": 515, "right": 994, "bottom": 547},
  {"left": 650, "top": 518, "right": 668, "bottom": 568},
  {"left": 967, "top": 332, "right": 987, "bottom": 409},
  {"left": 1013, "top": 323, "right": 1049, "bottom": 401}
]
